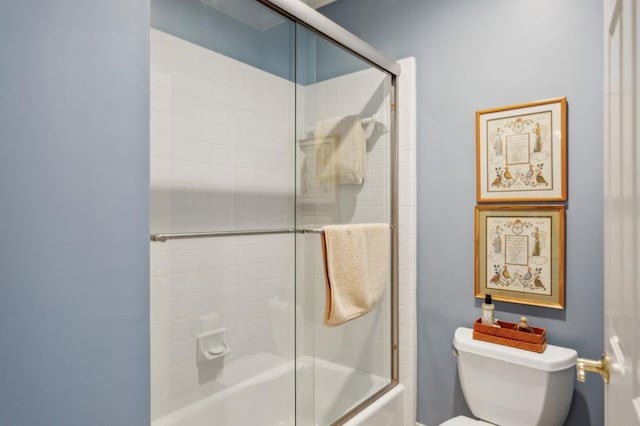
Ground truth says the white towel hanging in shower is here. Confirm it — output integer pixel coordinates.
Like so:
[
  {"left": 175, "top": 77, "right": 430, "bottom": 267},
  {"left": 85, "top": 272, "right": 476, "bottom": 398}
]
[
  {"left": 321, "top": 223, "right": 390, "bottom": 326},
  {"left": 313, "top": 115, "right": 366, "bottom": 185}
]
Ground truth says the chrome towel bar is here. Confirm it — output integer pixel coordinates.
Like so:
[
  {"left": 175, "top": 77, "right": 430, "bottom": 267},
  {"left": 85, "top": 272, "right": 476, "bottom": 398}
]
[
  {"left": 150, "top": 225, "right": 393, "bottom": 242},
  {"left": 150, "top": 228, "right": 324, "bottom": 242}
]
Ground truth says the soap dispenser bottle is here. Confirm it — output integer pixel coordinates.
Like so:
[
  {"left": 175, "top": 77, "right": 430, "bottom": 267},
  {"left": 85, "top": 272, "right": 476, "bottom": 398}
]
[{"left": 481, "top": 293, "right": 495, "bottom": 325}]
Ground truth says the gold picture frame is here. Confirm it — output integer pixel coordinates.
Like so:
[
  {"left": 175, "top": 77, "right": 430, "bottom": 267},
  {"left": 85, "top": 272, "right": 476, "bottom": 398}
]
[
  {"left": 475, "top": 205, "right": 565, "bottom": 309},
  {"left": 476, "top": 97, "right": 567, "bottom": 202}
]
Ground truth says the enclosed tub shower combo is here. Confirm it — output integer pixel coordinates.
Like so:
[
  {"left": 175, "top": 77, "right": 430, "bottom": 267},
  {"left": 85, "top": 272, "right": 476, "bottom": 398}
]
[{"left": 149, "top": 0, "right": 408, "bottom": 424}]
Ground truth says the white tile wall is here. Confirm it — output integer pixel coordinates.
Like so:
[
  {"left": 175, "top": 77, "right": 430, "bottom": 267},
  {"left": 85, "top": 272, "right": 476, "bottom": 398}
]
[
  {"left": 150, "top": 29, "right": 296, "bottom": 420},
  {"left": 150, "top": 29, "right": 295, "bottom": 234},
  {"left": 397, "top": 57, "right": 417, "bottom": 425}
]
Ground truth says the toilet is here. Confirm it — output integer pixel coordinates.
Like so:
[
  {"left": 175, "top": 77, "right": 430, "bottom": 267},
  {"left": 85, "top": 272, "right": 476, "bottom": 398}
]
[{"left": 441, "top": 327, "right": 578, "bottom": 426}]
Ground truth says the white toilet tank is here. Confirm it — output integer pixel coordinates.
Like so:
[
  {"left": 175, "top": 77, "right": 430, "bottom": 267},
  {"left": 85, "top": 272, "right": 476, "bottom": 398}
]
[{"left": 453, "top": 327, "right": 577, "bottom": 426}]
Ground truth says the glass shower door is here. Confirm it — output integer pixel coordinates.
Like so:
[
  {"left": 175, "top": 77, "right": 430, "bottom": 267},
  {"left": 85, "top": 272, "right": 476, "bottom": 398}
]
[
  {"left": 295, "top": 24, "right": 394, "bottom": 425},
  {"left": 149, "top": 0, "right": 297, "bottom": 424}
]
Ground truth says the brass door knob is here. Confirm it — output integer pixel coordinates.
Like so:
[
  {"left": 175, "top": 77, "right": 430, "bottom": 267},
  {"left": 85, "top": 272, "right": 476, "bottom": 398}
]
[{"left": 576, "top": 353, "right": 610, "bottom": 384}]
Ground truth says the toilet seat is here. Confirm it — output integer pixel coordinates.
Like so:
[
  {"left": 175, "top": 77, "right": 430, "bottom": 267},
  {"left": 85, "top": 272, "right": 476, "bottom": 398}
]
[{"left": 440, "top": 415, "right": 494, "bottom": 425}]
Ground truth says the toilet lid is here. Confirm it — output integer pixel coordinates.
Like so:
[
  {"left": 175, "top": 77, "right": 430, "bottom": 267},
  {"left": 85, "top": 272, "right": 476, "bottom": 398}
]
[
  {"left": 454, "top": 327, "right": 577, "bottom": 372},
  {"left": 440, "top": 415, "right": 494, "bottom": 426}
]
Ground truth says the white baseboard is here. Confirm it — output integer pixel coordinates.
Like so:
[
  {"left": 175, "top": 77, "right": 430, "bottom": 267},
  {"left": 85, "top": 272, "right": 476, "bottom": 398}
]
[{"left": 416, "top": 423, "right": 428, "bottom": 426}]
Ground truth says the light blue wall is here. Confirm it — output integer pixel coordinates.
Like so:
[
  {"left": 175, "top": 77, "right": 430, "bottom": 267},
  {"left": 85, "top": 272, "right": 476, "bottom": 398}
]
[
  {"left": 320, "top": 1, "right": 604, "bottom": 425},
  {"left": 0, "top": 1, "right": 150, "bottom": 425}
]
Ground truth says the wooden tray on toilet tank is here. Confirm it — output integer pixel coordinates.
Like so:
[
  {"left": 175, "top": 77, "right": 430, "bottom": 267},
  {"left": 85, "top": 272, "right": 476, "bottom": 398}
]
[{"left": 473, "top": 318, "right": 547, "bottom": 353}]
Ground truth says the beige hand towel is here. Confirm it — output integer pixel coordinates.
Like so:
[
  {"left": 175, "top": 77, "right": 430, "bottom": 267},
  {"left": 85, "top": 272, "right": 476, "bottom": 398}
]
[
  {"left": 314, "top": 115, "right": 366, "bottom": 184},
  {"left": 321, "top": 224, "right": 390, "bottom": 326}
]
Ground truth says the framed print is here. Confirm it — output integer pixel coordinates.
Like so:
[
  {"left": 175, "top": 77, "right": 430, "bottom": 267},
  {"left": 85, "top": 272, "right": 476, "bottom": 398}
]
[
  {"left": 476, "top": 97, "right": 567, "bottom": 202},
  {"left": 475, "top": 205, "right": 565, "bottom": 309}
]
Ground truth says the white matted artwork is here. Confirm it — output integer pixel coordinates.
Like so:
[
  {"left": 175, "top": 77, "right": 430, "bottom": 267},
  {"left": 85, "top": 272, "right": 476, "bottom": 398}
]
[
  {"left": 486, "top": 216, "right": 551, "bottom": 295},
  {"left": 475, "top": 205, "right": 565, "bottom": 309},
  {"left": 476, "top": 97, "right": 567, "bottom": 202}
]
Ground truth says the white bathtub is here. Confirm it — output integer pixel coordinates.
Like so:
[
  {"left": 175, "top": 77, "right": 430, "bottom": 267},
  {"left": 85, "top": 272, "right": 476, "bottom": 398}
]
[
  {"left": 343, "top": 384, "right": 404, "bottom": 426},
  {"left": 152, "top": 353, "right": 404, "bottom": 426}
]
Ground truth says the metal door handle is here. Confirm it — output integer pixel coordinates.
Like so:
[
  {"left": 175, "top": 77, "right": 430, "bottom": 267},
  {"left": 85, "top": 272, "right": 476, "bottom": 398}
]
[{"left": 576, "top": 353, "right": 610, "bottom": 384}]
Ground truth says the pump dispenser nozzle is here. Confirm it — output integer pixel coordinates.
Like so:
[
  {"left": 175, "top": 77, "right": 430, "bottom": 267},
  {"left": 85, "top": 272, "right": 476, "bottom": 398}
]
[{"left": 481, "top": 293, "right": 495, "bottom": 325}]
